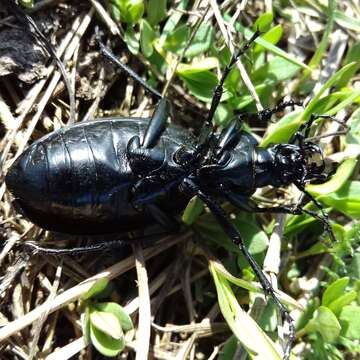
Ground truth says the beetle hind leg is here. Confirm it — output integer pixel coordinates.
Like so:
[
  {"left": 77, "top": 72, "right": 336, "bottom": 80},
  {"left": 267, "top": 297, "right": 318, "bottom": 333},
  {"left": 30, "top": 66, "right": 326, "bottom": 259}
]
[{"left": 184, "top": 179, "right": 295, "bottom": 360}]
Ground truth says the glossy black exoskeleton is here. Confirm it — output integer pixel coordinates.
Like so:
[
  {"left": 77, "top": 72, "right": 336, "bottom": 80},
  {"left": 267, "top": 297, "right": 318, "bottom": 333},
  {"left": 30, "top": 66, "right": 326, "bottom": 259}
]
[{"left": 5, "top": 31, "right": 344, "bottom": 359}]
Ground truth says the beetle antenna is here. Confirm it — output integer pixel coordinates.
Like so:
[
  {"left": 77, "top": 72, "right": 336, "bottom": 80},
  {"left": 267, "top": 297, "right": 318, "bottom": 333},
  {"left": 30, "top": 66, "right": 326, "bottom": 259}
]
[{"left": 96, "top": 29, "right": 162, "bottom": 100}]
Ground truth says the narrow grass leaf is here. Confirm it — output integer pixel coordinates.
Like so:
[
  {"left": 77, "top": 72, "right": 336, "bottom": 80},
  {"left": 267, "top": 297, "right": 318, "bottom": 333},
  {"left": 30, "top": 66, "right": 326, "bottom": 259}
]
[
  {"left": 210, "top": 264, "right": 282, "bottom": 359},
  {"left": 184, "top": 23, "right": 214, "bottom": 58},
  {"left": 182, "top": 196, "right": 204, "bottom": 225},
  {"left": 334, "top": 10, "right": 360, "bottom": 32}
]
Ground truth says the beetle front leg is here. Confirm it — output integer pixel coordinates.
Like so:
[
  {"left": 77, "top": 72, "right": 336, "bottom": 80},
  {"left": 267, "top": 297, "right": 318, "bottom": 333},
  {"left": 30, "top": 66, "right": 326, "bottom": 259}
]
[
  {"left": 184, "top": 179, "right": 294, "bottom": 360},
  {"left": 127, "top": 98, "right": 171, "bottom": 174},
  {"left": 142, "top": 98, "right": 171, "bottom": 148}
]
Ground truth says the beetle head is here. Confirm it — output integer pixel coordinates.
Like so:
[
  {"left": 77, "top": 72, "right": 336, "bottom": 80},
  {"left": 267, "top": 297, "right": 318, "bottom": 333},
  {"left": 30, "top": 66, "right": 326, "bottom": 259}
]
[{"left": 273, "top": 141, "right": 331, "bottom": 186}]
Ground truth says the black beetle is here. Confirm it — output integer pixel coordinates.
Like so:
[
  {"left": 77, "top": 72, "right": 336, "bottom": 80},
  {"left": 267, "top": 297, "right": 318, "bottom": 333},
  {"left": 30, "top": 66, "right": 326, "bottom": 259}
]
[{"left": 5, "top": 31, "right": 344, "bottom": 359}]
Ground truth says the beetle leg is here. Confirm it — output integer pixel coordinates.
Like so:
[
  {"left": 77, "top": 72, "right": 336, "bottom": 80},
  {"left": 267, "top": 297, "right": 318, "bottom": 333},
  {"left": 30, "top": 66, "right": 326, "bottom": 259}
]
[
  {"left": 127, "top": 136, "right": 165, "bottom": 175},
  {"left": 206, "top": 31, "right": 261, "bottom": 127},
  {"left": 183, "top": 179, "right": 294, "bottom": 360},
  {"left": 21, "top": 232, "right": 166, "bottom": 256},
  {"left": 22, "top": 240, "right": 131, "bottom": 255},
  {"left": 225, "top": 191, "right": 336, "bottom": 244},
  {"left": 142, "top": 98, "right": 171, "bottom": 148},
  {"left": 238, "top": 99, "right": 301, "bottom": 123},
  {"left": 215, "top": 120, "right": 242, "bottom": 158},
  {"left": 290, "top": 113, "right": 347, "bottom": 145},
  {"left": 195, "top": 31, "right": 261, "bottom": 158}
]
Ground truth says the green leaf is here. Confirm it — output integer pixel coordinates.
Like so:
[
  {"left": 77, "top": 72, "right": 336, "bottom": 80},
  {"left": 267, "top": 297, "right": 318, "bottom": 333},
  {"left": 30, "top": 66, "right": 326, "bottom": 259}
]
[
  {"left": 19, "top": 0, "right": 34, "bottom": 8},
  {"left": 159, "top": 0, "right": 188, "bottom": 46},
  {"left": 82, "top": 279, "right": 110, "bottom": 300},
  {"left": 94, "top": 302, "right": 133, "bottom": 332},
  {"left": 210, "top": 259, "right": 301, "bottom": 309},
  {"left": 336, "top": 41, "right": 360, "bottom": 88},
  {"left": 252, "top": 56, "right": 301, "bottom": 85},
  {"left": 322, "top": 277, "right": 349, "bottom": 307},
  {"left": 305, "top": 306, "right": 341, "bottom": 343},
  {"left": 90, "top": 310, "right": 123, "bottom": 339},
  {"left": 254, "top": 25, "right": 283, "bottom": 52},
  {"left": 89, "top": 322, "right": 125, "bottom": 357},
  {"left": 294, "top": 242, "right": 329, "bottom": 259},
  {"left": 262, "top": 63, "right": 359, "bottom": 146},
  {"left": 253, "top": 12, "right": 273, "bottom": 32},
  {"left": 339, "top": 305, "right": 360, "bottom": 340},
  {"left": 140, "top": 19, "right": 156, "bottom": 57},
  {"left": 328, "top": 291, "right": 357, "bottom": 316},
  {"left": 301, "top": 62, "right": 358, "bottom": 120},
  {"left": 110, "top": 0, "right": 144, "bottom": 25},
  {"left": 234, "top": 216, "right": 269, "bottom": 256},
  {"left": 218, "top": 335, "right": 238, "bottom": 359},
  {"left": 214, "top": 103, "right": 234, "bottom": 126},
  {"left": 196, "top": 213, "right": 268, "bottom": 259},
  {"left": 124, "top": 26, "right": 140, "bottom": 54},
  {"left": 177, "top": 57, "right": 218, "bottom": 74},
  {"left": 307, "top": 158, "right": 357, "bottom": 196},
  {"left": 349, "top": 252, "right": 360, "bottom": 279},
  {"left": 306, "top": 0, "right": 335, "bottom": 71},
  {"left": 146, "top": 0, "right": 167, "bottom": 25},
  {"left": 318, "top": 181, "right": 360, "bottom": 219},
  {"left": 182, "top": 196, "right": 204, "bottom": 225},
  {"left": 163, "top": 24, "right": 189, "bottom": 54},
  {"left": 178, "top": 70, "right": 218, "bottom": 102},
  {"left": 184, "top": 23, "right": 214, "bottom": 58}
]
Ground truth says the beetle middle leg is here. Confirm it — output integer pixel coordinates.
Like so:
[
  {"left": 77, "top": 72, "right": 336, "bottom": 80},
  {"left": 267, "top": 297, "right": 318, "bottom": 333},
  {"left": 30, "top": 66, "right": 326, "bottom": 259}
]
[
  {"left": 194, "top": 31, "right": 261, "bottom": 158},
  {"left": 237, "top": 99, "right": 302, "bottom": 123},
  {"left": 184, "top": 179, "right": 294, "bottom": 360}
]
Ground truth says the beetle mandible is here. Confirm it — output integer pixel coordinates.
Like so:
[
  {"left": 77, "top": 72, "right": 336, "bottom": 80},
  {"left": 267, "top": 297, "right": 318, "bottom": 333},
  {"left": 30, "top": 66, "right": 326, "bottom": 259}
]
[{"left": 5, "top": 31, "right": 343, "bottom": 359}]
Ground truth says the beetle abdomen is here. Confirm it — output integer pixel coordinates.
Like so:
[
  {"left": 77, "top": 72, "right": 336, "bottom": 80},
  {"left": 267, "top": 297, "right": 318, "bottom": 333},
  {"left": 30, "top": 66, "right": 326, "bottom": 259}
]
[{"left": 6, "top": 119, "right": 146, "bottom": 233}]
